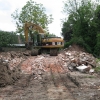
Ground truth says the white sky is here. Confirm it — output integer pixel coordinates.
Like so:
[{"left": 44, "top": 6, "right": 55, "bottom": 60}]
[{"left": 0, "top": 0, "right": 66, "bottom": 37}]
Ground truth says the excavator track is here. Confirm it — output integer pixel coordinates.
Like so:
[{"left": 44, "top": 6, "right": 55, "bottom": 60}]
[
  {"left": 31, "top": 49, "right": 39, "bottom": 56},
  {"left": 50, "top": 49, "right": 58, "bottom": 56}
]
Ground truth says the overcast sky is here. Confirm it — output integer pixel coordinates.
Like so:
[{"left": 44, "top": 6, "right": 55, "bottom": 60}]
[{"left": 0, "top": 0, "right": 66, "bottom": 37}]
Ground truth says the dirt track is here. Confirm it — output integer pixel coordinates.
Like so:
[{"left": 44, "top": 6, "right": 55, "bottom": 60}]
[{"left": 0, "top": 56, "right": 76, "bottom": 100}]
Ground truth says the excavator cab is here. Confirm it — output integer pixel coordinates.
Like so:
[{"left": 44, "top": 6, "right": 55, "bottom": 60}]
[{"left": 32, "top": 33, "right": 42, "bottom": 46}]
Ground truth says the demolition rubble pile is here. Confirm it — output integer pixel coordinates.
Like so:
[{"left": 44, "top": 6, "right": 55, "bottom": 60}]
[
  {"left": 58, "top": 45, "right": 96, "bottom": 73},
  {"left": 0, "top": 51, "right": 28, "bottom": 86},
  {"left": 0, "top": 45, "right": 97, "bottom": 87}
]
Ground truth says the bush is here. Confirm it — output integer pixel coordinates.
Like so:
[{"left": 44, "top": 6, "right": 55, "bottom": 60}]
[
  {"left": 0, "top": 30, "right": 18, "bottom": 47},
  {"left": 94, "top": 33, "right": 100, "bottom": 57},
  {"left": 64, "top": 36, "right": 92, "bottom": 53}
]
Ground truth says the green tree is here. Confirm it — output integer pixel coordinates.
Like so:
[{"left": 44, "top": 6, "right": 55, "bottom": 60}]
[
  {"left": 62, "top": 0, "right": 99, "bottom": 54},
  {"left": 47, "top": 33, "right": 57, "bottom": 37},
  {"left": 94, "top": 33, "right": 100, "bottom": 57},
  {"left": 11, "top": 0, "right": 53, "bottom": 33}
]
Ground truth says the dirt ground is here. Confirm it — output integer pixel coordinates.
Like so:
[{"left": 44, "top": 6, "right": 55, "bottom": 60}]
[{"left": 0, "top": 45, "right": 100, "bottom": 100}]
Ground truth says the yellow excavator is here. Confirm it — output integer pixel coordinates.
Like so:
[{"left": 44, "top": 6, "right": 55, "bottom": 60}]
[{"left": 24, "top": 22, "right": 64, "bottom": 56}]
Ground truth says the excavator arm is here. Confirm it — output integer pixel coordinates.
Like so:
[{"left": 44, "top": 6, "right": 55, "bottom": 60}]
[{"left": 24, "top": 22, "right": 45, "bottom": 43}]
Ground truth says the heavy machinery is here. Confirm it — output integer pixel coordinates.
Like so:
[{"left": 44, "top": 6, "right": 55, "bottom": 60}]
[{"left": 24, "top": 22, "right": 64, "bottom": 56}]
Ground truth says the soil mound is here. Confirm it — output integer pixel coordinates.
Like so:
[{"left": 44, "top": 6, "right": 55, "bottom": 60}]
[
  {"left": 64, "top": 44, "right": 85, "bottom": 52},
  {"left": 0, "top": 60, "right": 21, "bottom": 87}
]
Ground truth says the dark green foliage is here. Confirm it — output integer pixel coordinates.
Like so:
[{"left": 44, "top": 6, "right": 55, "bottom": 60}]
[
  {"left": 0, "top": 30, "right": 18, "bottom": 47},
  {"left": 64, "top": 40, "right": 72, "bottom": 48},
  {"left": 62, "top": 0, "right": 100, "bottom": 57},
  {"left": 61, "top": 21, "right": 72, "bottom": 41}
]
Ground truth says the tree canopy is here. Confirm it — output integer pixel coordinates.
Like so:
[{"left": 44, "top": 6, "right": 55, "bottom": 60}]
[
  {"left": 61, "top": 0, "right": 100, "bottom": 57},
  {"left": 11, "top": 0, "right": 53, "bottom": 33}
]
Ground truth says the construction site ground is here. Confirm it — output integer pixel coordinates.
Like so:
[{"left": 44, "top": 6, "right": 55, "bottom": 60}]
[{"left": 0, "top": 45, "right": 100, "bottom": 100}]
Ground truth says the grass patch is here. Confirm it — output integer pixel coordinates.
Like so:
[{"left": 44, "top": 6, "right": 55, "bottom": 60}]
[
  {"left": 83, "top": 76, "right": 95, "bottom": 78},
  {"left": 95, "top": 66, "right": 100, "bottom": 72},
  {"left": 96, "top": 58, "right": 100, "bottom": 63},
  {"left": 95, "top": 58, "right": 100, "bottom": 72}
]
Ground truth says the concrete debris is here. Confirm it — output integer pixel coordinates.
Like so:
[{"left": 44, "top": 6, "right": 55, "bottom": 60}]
[
  {"left": 89, "top": 69, "right": 95, "bottom": 73},
  {"left": 76, "top": 64, "right": 90, "bottom": 73},
  {"left": 65, "top": 52, "right": 71, "bottom": 56},
  {"left": 21, "top": 55, "right": 45, "bottom": 75},
  {"left": 58, "top": 48, "right": 96, "bottom": 73}
]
